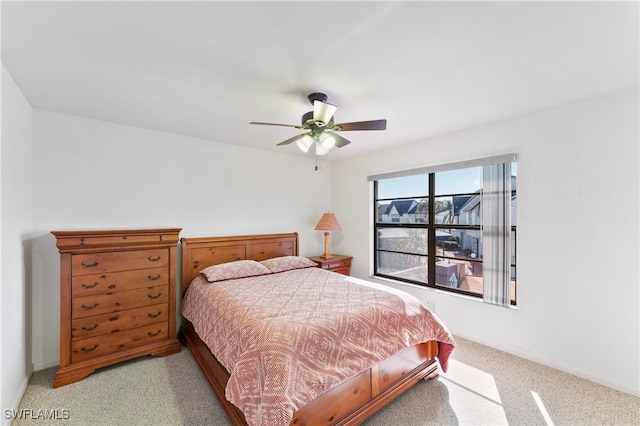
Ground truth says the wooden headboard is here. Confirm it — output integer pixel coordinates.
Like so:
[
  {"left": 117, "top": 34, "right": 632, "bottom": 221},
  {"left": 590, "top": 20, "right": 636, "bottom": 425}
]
[{"left": 180, "top": 232, "right": 299, "bottom": 294}]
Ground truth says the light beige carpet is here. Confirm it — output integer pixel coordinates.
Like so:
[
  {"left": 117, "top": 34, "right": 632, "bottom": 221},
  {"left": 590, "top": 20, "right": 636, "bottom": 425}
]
[{"left": 12, "top": 336, "right": 640, "bottom": 425}]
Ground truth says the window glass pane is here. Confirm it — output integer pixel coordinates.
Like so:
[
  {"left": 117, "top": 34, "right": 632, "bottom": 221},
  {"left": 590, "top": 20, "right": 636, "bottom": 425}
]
[
  {"left": 376, "top": 227, "right": 428, "bottom": 255},
  {"left": 377, "top": 175, "right": 428, "bottom": 199},
  {"left": 511, "top": 162, "right": 517, "bottom": 226},
  {"left": 436, "top": 228, "right": 482, "bottom": 259},
  {"left": 435, "top": 167, "right": 482, "bottom": 195},
  {"left": 433, "top": 196, "right": 453, "bottom": 224},
  {"left": 435, "top": 257, "right": 483, "bottom": 296},
  {"left": 466, "top": 264, "right": 483, "bottom": 296},
  {"left": 433, "top": 195, "right": 481, "bottom": 225},
  {"left": 376, "top": 199, "right": 428, "bottom": 223},
  {"left": 376, "top": 251, "right": 428, "bottom": 284},
  {"left": 511, "top": 162, "right": 517, "bottom": 304},
  {"left": 510, "top": 266, "right": 516, "bottom": 303},
  {"left": 435, "top": 228, "right": 459, "bottom": 254},
  {"left": 435, "top": 226, "right": 484, "bottom": 297}
]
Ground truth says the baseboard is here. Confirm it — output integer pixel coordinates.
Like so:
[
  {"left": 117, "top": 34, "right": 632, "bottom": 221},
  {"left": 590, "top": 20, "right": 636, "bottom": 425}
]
[
  {"left": 33, "top": 358, "right": 59, "bottom": 371},
  {"left": 2, "top": 375, "right": 30, "bottom": 426},
  {"left": 452, "top": 332, "right": 640, "bottom": 398}
]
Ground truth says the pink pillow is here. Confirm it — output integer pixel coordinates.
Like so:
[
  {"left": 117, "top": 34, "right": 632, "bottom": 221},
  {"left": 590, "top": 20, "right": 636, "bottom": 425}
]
[
  {"left": 260, "top": 256, "right": 318, "bottom": 273},
  {"left": 200, "top": 260, "right": 271, "bottom": 282}
]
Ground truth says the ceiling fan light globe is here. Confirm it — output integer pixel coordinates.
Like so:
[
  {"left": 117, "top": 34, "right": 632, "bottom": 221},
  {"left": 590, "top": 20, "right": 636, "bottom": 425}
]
[
  {"left": 296, "top": 135, "right": 314, "bottom": 153},
  {"left": 315, "top": 141, "right": 330, "bottom": 156},
  {"left": 319, "top": 133, "right": 336, "bottom": 150}
]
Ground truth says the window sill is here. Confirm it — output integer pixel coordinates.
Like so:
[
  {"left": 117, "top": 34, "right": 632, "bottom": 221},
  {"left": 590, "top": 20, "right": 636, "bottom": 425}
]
[{"left": 368, "top": 274, "right": 518, "bottom": 310}]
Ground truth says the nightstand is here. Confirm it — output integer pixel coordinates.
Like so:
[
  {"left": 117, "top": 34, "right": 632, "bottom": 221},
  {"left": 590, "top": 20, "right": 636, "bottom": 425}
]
[{"left": 308, "top": 255, "right": 352, "bottom": 276}]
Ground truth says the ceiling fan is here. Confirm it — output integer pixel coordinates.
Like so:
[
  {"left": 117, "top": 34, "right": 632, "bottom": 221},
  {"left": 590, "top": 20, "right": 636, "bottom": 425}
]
[{"left": 250, "top": 92, "right": 387, "bottom": 155}]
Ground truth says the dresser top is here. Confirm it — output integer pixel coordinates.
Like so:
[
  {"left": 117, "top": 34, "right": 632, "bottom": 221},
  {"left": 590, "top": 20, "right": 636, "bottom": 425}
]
[
  {"left": 52, "top": 228, "right": 182, "bottom": 252},
  {"left": 51, "top": 227, "right": 182, "bottom": 236}
]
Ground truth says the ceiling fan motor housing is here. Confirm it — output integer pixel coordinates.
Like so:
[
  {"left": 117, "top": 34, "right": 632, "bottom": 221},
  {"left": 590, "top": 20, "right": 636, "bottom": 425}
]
[
  {"left": 301, "top": 110, "right": 333, "bottom": 130},
  {"left": 307, "top": 92, "right": 328, "bottom": 104}
]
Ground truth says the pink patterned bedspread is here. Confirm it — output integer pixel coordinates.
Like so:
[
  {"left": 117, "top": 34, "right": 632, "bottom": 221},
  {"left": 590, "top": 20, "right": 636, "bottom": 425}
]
[{"left": 181, "top": 267, "right": 455, "bottom": 426}]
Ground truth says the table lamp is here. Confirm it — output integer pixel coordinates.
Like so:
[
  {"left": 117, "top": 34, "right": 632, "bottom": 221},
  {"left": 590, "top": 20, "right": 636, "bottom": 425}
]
[{"left": 314, "top": 212, "right": 342, "bottom": 259}]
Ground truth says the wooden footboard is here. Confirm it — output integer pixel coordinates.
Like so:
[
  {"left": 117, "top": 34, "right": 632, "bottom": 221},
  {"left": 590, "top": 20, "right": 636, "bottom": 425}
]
[{"left": 179, "top": 320, "right": 439, "bottom": 426}]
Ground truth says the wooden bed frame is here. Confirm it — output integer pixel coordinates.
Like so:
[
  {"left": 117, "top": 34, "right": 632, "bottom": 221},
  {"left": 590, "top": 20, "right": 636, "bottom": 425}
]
[{"left": 178, "top": 232, "right": 440, "bottom": 426}]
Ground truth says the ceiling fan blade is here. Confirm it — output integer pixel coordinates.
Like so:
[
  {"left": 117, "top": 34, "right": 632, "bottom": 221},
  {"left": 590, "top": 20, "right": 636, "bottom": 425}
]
[
  {"left": 276, "top": 133, "right": 308, "bottom": 146},
  {"left": 331, "top": 133, "right": 351, "bottom": 148},
  {"left": 250, "top": 121, "right": 303, "bottom": 129},
  {"left": 334, "top": 119, "right": 387, "bottom": 131}
]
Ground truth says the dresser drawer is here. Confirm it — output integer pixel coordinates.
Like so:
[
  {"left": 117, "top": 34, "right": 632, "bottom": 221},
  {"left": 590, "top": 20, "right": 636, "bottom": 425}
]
[
  {"left": 72, "top": 267, "right": 168, "bottom": 297},
  {"left": 71, "top": 322, "right": 169, "bottom": 363},
  {"left": 71, "top": 303, "right": 168, "bottom": 340},
  {"left": 72, "top": 285, "right": 168, "bottom": 319},
  {"left": 71, "top": 249, "right": 168, "bottom": 276}
]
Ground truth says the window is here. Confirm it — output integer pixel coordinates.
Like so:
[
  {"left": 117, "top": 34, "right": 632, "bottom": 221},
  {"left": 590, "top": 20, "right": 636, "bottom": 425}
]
[{"left": 371, "top": 155, "right": 517, "bottom": 306}]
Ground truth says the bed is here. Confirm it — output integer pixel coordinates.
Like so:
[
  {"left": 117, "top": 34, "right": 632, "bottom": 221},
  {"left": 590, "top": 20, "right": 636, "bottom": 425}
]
[{"left": 178, "top": 232, "right": 455, "bottom": 426}]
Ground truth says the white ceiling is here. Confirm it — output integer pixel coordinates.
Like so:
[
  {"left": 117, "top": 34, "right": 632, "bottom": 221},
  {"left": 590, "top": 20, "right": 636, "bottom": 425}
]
[{"left": 2, "top": 1, "right": 638, "bottom": 160}]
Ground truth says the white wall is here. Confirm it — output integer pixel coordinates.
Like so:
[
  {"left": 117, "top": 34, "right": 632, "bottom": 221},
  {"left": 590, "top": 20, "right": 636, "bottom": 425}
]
[
  {"left": 5, "top": 78, "right": 638, "bottom": 413},
  {"left": 1, "top": 65, "right": 33, "bottom": 424},
  {"left": 31, "top": 110, "right": 333, "bottom": 369},
  {"left": 332, "top": 87, "right": 640, "bottom": 396}
]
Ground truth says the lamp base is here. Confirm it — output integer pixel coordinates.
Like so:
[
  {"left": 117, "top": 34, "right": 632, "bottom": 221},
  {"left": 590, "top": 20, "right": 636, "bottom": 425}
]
[{"left": 321, "top": 231, "right": 332, "bottom": 259}]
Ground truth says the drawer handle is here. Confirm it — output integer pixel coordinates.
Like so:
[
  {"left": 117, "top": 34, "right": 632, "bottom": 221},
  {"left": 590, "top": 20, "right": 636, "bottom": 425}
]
[
  {"left": 81, "top": 281, "right": 99, "bottom": 289},
  {"left": 81, "top": 261, "right": 99, "bottom": 268},
  {"left": 148, "top": 293, "right": 162, "bottom": 299},
  {"left": 147, "top": 255, "right": 162, "bottom": 262},
  {"left": 147, "top": 330, "right": 162, "bottom": 337},
  {"left": 81, "top": 302, "right": 100, "bottom": 310},
  {"left": 148, "top": 311, "right": 162, "bottom": 318},
  {"left": 81, "top": 344, "right": 99, "bottom": 352},
  {"left": 147, "top": 274, "right": 162, "bottom": 281},
  {"left": 81, "top": 323, "right": 99, "bottom": 331}
]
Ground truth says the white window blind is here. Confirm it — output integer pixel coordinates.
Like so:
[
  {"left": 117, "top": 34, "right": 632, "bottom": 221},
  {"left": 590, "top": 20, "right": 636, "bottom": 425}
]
[
  {"left": 482, "top": 162, "right": 513, "bottom": 306},
  {"left": 367, "top": 154, "right": 517, "bottom": 182}
]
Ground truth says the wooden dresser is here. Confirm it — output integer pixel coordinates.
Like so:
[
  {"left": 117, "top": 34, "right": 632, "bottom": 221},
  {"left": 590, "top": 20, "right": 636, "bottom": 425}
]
[
  {"left": 307, "top": 254, "right": 352, "bottom": 276},
  {"left": 51, "top": 228, "right": 182, "bottom": 387}
]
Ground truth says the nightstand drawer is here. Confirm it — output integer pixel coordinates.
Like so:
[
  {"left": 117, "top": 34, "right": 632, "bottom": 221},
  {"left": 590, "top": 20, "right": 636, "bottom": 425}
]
[
  {"left": 307, "top": 255, "right": 353, "bottom": 276},
  {"left": 319, "top": 259, "right": 351, "bottom": 270},
  {"left": 328, "top": 266, "right": 350, "bottom": 275}
]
